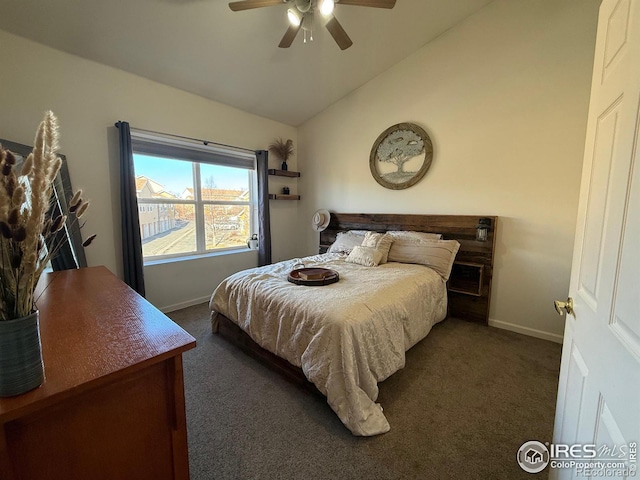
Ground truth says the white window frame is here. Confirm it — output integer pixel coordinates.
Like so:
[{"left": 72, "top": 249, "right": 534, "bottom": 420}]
[{"left": 131, "top": 130, "right": 258, "bottom": 264}]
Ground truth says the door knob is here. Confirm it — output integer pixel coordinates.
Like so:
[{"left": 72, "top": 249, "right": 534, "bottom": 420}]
[{"left": 554, "top": 297, "right": 574, "bottom": 317}]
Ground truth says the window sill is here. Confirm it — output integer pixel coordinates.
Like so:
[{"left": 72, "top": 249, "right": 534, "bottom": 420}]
[{"left": 143, "top": 248, "right": 256, "bottom": 267}]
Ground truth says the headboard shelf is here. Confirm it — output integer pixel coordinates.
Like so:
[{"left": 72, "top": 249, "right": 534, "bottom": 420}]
[
  {"left": 319, "top": 213, "right": 497, "bottom": 324},
  {"left": 449, "top": 262, "right": 484, "bottom": 297}
]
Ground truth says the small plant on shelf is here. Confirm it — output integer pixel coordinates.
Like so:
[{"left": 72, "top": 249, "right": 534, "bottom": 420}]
[{"left": 268, "top": 138, "right": 294, "bottom": 171}]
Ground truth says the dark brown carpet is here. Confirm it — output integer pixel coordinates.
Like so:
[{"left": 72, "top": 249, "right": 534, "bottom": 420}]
[{"left": 168, "top": 303, "right": 561, "bottom": 480}]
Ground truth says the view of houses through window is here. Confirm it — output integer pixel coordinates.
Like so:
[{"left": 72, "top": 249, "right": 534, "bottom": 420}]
[{"left": 133, "top": 152, "right": 255, "bottom": 261}]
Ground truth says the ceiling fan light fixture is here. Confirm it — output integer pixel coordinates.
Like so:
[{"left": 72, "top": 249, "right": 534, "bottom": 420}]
[
  {"left": 319, "top": 0, "right": 334, "bottom": 16},
  {"left": 229, "top": 0, "right": 396, "bottom": 50},
  {"left": 287, "top": 7, "right": 302, "bottom": 26}
]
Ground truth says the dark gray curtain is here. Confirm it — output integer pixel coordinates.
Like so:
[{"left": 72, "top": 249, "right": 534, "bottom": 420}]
[
  {"left": 256, "top": 150, "right": 271, "bottom": 266},
  {"left": 115, "top": 121, "right": 146, "bottom": 296}
]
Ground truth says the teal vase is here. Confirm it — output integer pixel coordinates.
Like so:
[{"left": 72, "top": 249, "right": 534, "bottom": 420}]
[{"left": 0, "top": 311, "right": 44, "bottom": 397}]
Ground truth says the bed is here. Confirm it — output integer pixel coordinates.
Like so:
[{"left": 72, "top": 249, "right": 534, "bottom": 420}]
[{"left": 209, "top": 213, "right": 496, "bottom": 436}]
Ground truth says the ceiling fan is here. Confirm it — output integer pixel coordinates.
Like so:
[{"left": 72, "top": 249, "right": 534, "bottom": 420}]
[{"left": 228, "top": 0, "right": 397, "bottom": 50}]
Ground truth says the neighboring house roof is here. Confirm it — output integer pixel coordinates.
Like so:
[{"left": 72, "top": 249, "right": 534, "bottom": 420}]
[
  {"left": 136, "top": 176, "right": 178, "bottom": 199},
  {"left": 156, "top": 191, "right": 177, "bottom": 199},
  {"left": 140, "top": 179, "right": 247, "bottom": 201},
  {"left": 135, "top": 177, "right": 147, "bottom": 192},
  {"left": 181, "top": 187, "right": 249, "bottom": 201},
  {"left": 202, "top": 188, "right": 248, "bottom": 201}
]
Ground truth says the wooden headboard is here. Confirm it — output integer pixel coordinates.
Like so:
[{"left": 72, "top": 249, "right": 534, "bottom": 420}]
[{"left": 319, "top": 213, "right": 497, "bottom": 324}]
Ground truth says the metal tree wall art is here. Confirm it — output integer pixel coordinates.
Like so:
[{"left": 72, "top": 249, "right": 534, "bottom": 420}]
[
  {"left": 369, "top": 123, "right": 433, "bottom": 190},
  {"left": 377, "top": 130, "right": 424, "bottom": 173}
]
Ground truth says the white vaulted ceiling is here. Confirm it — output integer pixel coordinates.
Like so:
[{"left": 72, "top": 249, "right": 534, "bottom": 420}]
[{"left": 0, "top": 0, "right": 494, "bottom": 126}]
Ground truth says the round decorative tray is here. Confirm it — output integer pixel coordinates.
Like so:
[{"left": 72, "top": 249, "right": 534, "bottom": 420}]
[{"left": 287, "top": 268, "right": 340, "bottom": 286}]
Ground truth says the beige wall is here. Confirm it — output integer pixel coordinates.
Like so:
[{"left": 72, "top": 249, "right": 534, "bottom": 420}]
[
  {"left": 0, "top": 0, "right": 600, "bottom": 337},
  {"left": 0, "top": 30, "right": 298, "bottom": 311},
  {"left": 297, "top": 0, "right": 600, "bottom": 341}
]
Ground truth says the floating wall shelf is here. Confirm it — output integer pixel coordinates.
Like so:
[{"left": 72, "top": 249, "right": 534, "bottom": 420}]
[
  {"left": 268, "top": 169, "right": 300, "bottom": 178},
  {"left": 268, "top": 169, "right": 300, "bottom": 200},
  {"left": 268, "top": 194, "right": 300, "bottom": 200}
]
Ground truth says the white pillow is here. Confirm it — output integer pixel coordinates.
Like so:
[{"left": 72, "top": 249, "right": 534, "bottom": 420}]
[
  {"left": 346, "top": 246, "right": 383, "bottom": 267},
  {"left": 328, "top": 231, "right": 366, "bottom": 254},
  {"left": 387, "top": 230, "right": 442, "bottom": 241},
  {"left": 361, "top": 232, "right": 393, "bottom": 264},
  {"left": 387, "top": 239, "right": 460, "bottom": 281}
]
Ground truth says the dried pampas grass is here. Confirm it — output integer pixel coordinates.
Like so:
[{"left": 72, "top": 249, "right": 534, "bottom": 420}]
[
  {"left": 0, "top": 111, "right": 94, "bottom": 321},
  {"left": 268, "top": 138, "right": 294, "bottom": 163}
]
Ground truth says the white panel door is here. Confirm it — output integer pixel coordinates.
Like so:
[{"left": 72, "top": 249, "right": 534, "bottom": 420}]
[{"left": 552, "top": 0, "right": 640, "bottom": 478}]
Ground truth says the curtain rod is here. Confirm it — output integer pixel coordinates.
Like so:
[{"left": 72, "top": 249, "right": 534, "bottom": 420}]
[{"left": 114, "top": 121, "right": 257, "bottom": 154}]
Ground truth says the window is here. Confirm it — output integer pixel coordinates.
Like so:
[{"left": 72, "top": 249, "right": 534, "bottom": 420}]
[{"left": 131, "top": 132, "right": 257, "bottom": 262}]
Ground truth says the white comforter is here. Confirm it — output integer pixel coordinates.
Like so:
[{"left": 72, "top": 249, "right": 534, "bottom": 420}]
[{"left": 209, "top": 253, "right": 447, "bottom": 436}]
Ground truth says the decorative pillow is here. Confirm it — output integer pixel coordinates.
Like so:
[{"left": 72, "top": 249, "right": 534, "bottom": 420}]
[
  {"left": 327, "top": 231, "right": 366, "bottom": 254},
  {"left": 346, "top": 246, "right": 383, "bottom": 267},
  {"left": 387, "top": 230, "right": 442, "bottom": 241},
  {"left": 387, "top": 239, "right": 460, "bottom": 280},
  {"left": 361, "top": 231, "right": 393, "bottom": 264}
]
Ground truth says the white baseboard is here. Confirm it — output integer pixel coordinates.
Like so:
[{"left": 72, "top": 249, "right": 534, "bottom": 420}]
[
  {"left": 488, "top": 318, "right": 564, "bottom": 344},
  {"left": 160, "top": 295, "right": 210, "bottom": 313},
  {"left": 158, "top": 299, "right": 565, "bottom": 344}
]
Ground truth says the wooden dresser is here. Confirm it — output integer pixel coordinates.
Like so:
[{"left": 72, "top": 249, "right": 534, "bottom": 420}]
[{"left": 0, "top": 266, "right": 196, "bottom": 480}]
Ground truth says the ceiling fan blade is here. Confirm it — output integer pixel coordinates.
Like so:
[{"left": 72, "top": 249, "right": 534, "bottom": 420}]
[
  {"left": 229, "top": 0, "right": 283, "bottom": 12},
  {"left": 336, "top": 0, "right": 396, "bottom": 7},
  {"left": 325, "top": 15, "right": 353, "bottom": 50},
  {"left": 278, "top": 23, "right": 302, "bottom": 48}
]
